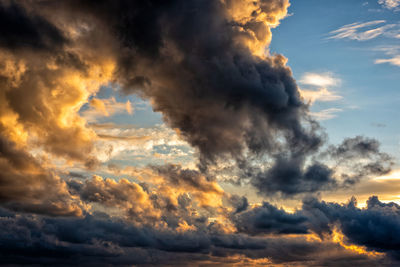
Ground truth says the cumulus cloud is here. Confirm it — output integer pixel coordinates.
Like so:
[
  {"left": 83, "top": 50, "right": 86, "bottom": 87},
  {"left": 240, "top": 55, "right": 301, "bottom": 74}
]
[
  {"left": 232, "top": 201, "right": 309, "bottom": 235},
  {"left": 303, "top": 196, "right": 400, "bottom": 260},
  {"left": 0, "top": 137, "right": 84, "bottom": 216},
  {"left": 0, "top": 196, "right": 397, "bottom": 266},
  {"left": 0, "top": 1, "right": 116, "bottom": 165},
  {"left": 53, "top": 0, "right": 326, "bottom": 186}
]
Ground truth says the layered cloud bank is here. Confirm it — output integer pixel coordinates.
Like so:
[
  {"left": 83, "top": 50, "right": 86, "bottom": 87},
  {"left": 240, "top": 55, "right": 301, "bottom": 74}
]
[{"left": 0, "top": 0, "right": 398, "bottom": 266}]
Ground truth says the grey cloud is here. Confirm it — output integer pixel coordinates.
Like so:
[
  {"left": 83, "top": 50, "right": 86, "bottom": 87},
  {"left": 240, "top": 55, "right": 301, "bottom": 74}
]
[
  {"left": 0, "top": 1, "right": 66, "bottom": 50},
  {"left": 0, "top": 207, "right": 391, "bottom": 266},
  {"left": 232, "top": 201, "right": 309, "bottom": 235},
  {"left": 303, "top": 196, "right": 400, "bottom": 260}
]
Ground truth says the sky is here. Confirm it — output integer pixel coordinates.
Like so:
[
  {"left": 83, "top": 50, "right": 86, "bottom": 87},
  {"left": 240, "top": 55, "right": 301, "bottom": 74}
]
[{"left": 0, "top": 0, "right": 399, "bottom": 266}]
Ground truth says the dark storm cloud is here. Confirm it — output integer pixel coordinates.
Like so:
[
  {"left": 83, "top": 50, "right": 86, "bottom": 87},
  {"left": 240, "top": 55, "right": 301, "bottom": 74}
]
[
  {"left": 1, "top": 0, "right": 392, "bottom": 198},
  {"left": 228, "top": 194, "right": 249, "bottom": 213},
  {"left": 57, "top": 0, "right": 393, "bottom": 198},
  {"left": 0, "top": 207, "right": 391, "bottom": 266},
  {"left": 303, "top": 196, "right": 400, "bottom": 260},
  {"left": 47, "top": 0, "right": 330, "bottom": 196},
  {"left": 0, "top": 1, "right": 66, "bottom": 50},
  {"left": 251, "top": 136, "right": 393, "bottom": 197},
  {"left": 252, "top": 159, "right": 335, "bottom": 197},
  {"left": 232, "top": 201, "right": 309, "bottom": 235},
  {"left": 0, "top": 1, "right": 398, "bottom": 265}
]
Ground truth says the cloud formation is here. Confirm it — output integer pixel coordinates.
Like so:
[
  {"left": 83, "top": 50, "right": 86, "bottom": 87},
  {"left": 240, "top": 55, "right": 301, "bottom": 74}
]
[
  {"left": 0, "top": 195, "right": 398, "bottom": 266},
  {"left": 0, "top": 0, "right": 397, "bottom": 266}
]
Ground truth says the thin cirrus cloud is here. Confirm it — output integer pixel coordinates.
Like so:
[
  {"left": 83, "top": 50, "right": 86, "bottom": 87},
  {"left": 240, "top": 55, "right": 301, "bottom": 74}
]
[
  {"left": 374, "top": 45, "right": 400, "bottom": 66},
  {"left": 328, "top": 20, "right": 400, "bottom": 67},
  {"left": 327, "top": 20, "right": 399, "bottom": 41},
  {"left": 375, "top": 55, "right": 400, "bottom": 65},
  {"left": 310, "top": 108, "right": 343, "bottom": 121}
]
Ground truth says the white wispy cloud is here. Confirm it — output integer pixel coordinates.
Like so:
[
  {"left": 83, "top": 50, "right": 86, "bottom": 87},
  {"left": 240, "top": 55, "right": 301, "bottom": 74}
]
[
  {"left": 298, "top": 72, "right": 343, "bottom": 121},
  {"left": 298, "top": 72, "right": 342, "bottom": 104},
  {"left": 375, "top": 56, "right": 400, "bottom": 66},
  {"left": 310, "top": 108, "right": 343, "bottom": 121},
  {"left": 328, "top": 20, "right": 399, "bottom": 41},
  {"left": 374, "top": 45, "right": 400, "bottom": 66},
  {"left": 299, "top": 72, "right": 340, "bottom": 87},
  {"left": 378, "top": 0, "right": 400, "bottom": 10}
]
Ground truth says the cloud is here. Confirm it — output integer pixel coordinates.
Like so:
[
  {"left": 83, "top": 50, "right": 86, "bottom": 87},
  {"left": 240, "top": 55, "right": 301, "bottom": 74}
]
[
  {"left": 0, "top": 1, "right": 66, "bottom": 50},
  {"left": 232, "top": 201, "right": 309, "bottom": 235},
  {"left": 374, "top": 45, "right": 400, "bottom": 66},
  {"left": 375, "top": 56, "right": 400, "bottom": 66},
  {"left": 0, "top": 137, "right": 84, "bottom": 216},
  {"left": 0, "top": 195, "right": 397, "bottom": 266},
  {"left": 378, "top": 0, "right": 400, "bottom": 10},
  {"left": 57, "top": 0, "right": 326, "bottom": 187},
  {"left": 328, "top": 20, "right": 398, "bottom": 41},
  {"left": 324, "top": 136, "right": 393, "bottom": 185},
  {"left": 0, "top": 203, "right": 392, "bottom": 266},
  {"left": 328, "top": 21, "right": 400, "bottom": 66},
  {"left": 1, "top": 0, "right": 383, "bottom": 201},
  {"left": 88, "top": 123, "right": 194, "bottom": 165},
  {"left": 310, "top": 108, "right": 343, "bottom": 120},
  {"left": 0, "top": 1, "right": 116, "bottom": 165},
  {"left": 303, "top": 196, "right": 400, "bottom": 260},
  {"left": 82, "top": 97, "right": 133, "bottom": 122},
  {"left": 250, "top": 136, "right": 393, "bottom": 198},
  {"left": 299, "top": 72, "right": 342, "bottom": 104},
  {"left": 0, "top": 1, "right": 398, "bottom": 265},
  {"left": 299, "top": 72, "right": 341, "bottom": 88}
]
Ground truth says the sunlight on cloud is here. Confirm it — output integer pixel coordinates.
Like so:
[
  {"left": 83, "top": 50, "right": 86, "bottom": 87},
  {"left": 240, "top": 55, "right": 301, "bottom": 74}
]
[
  {"left": 299, "top": 72, "right": 342, "bottom": 104},
  {"left": 378, "top": 0, "right": 400, "bottom": 9},
  {"left": 374, "top": 169, "right": 400, "bottom": 180},
  {"left": 300, "top": 88, "right": 342, "bottom": 103},
  {"left": 82, "top": 97, "right": 133, "bottom": 122},
  {"left": 331, "top": 227, "right": 384, "bottom": 258},
  {"left": 0, "top": 1, "right": 399, "bottom": 265},
  {"left": 299, "top": 72, "right": 340, "bottom": 87},
  {"left": 89, "top": 123, "right": 195, "bottom": 167}
]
